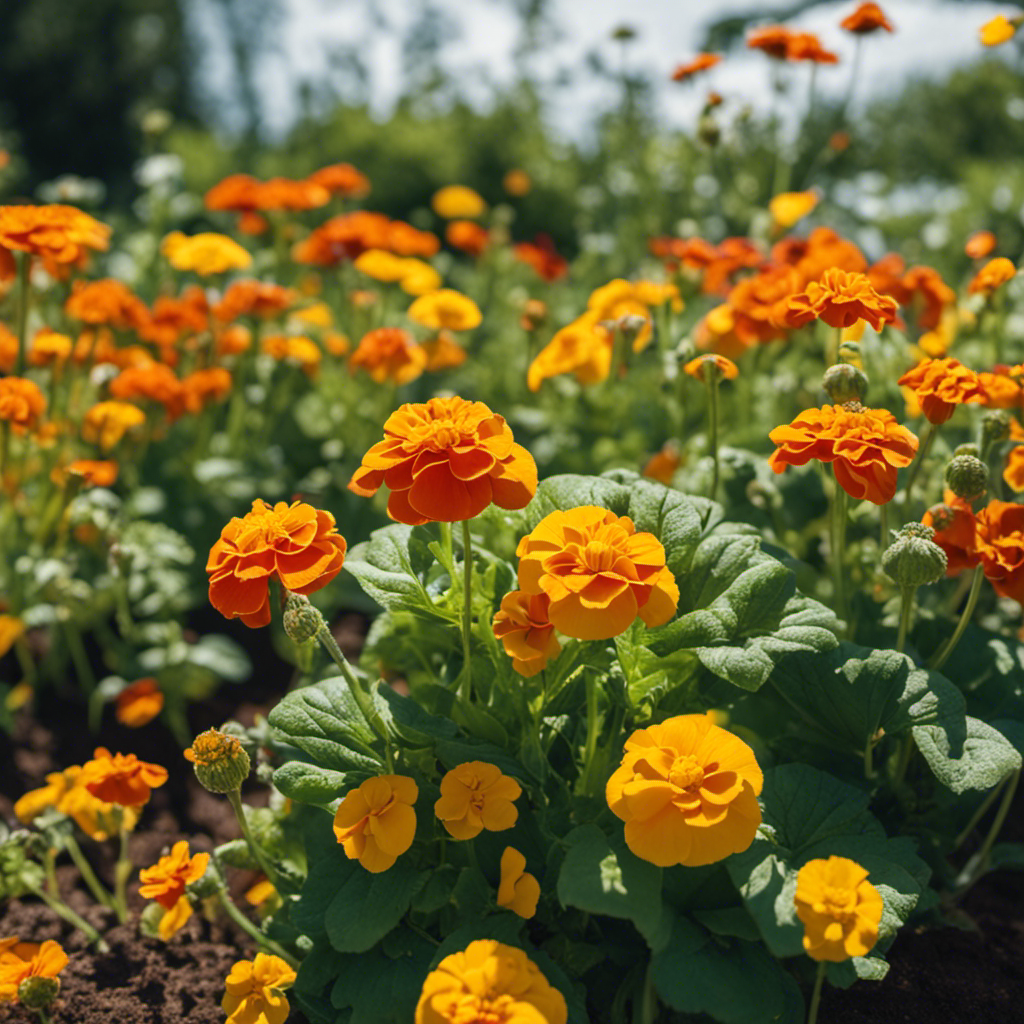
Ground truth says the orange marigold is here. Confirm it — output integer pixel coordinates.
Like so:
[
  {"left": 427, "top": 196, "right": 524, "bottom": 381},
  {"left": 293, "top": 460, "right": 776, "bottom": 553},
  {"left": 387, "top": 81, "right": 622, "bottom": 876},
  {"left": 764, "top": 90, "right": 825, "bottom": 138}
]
[
  {"left": 446, "top": 219, "right": 490, "bottom": 257},
  {"left": 513, "top": 235, "right": 568, "bottom": 282},
  {"left": 642, "top": 443, "right": 683, "bottom": 485},
  {"left": 206, "top": 499, "right": 347, "bottom": 628},
  {"left": 139, "top": 840, "right": 210, "bottom": 910},
  {"left": 786, "top": 32, "right": 840, "bottom": 63},
  {"left": 492, "top": 590, "right": 562, "bottom": 677},
  {"left": 1005, "top": 446, "right": 1024, "bottom": 493},
  {"left": 0, "top": 939, "right": 68, "bottom": 1004},
  {"left": 254, "top": 177, "right": 329, "bottom": 212},
  {"left": 0, "top": 377, "right": 46, "bottom": 432},
  {"left": 307, "top": 162, "right": 371, "bottom": 198},
  {"left": 349, "top": 397, "right": 537, "bottom": 524},
  {"left": 965, "top": 230, "right": 997, "bottom": 260},
  {"left": 769, "top": 403, "right": 919, "bottom": 504},
  {"left": 683, "top": 353, "right": 739, "bottom": 381},
  {"left": 516, "top": 506, "right": 679, "bottom": 640},
  {"left": 349, "top": 327, "right": 427, "bottom": 386},
  {"left": 62, "top": 459, "right": 119, "bottom": 488},
  {"left": 65, "top": 279, "right": 150, "bottom": 331},
  {"left": 181, "top": 367, "right": 233, "bottom": 414},
  {"left": 897, "top": 357, "right": 986, "bottom": 424},
  {"left": 840, "top": 2, "right": 894, "bottom": 34},
  {"left": 671, "top": 54, "right": 721, "bottom": 81},
  {"left": 109, "top": 363, "right": 186, "bottom": 420},
  {"left": 0, "top": 204, "right": 110, "bottom": 264},
  {"left": 773, "top": 268, "right": 898, "bottom": 331},
  {"left": 205, "top": 174, "right": 263, "bottom": 213},
  {"left": 527, "top": 317, "right": 613, "bottom": 392},
  {"left": 923, "top": 495, "right": 979, "bottom": 576},
  {"left": 115, "top": 678, "right": 164, "bottom": 727},
  {"left": 969, "top": 257, "right": 1016, "bottom": 295},
  {"left": 976, "top": 500, "right": 1024, "bottom": 602},
  {"left": 80, "top": 747, "right": 168, "bottom": 807},
  {"left": 214, "top": 280, "right": 296, "bottom": 323},
  {"left": 747, "top": 25, "right": 792, "bottom": 58},
  {"left": 28, "top": 328, "right": 73, "bottom": 368}
]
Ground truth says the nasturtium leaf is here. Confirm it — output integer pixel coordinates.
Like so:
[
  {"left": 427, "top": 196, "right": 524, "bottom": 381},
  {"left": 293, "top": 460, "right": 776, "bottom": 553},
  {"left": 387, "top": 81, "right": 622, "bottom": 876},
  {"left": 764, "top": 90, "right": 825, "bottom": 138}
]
[
  {"left": 913, "top": 716, "right": 1021, "bottom": 794},
  {"left": 727, "top": 765, "right": 929, "bottom": 959},
  {"left": 268, "top": 676, "right": 383, "bottom": 772}
]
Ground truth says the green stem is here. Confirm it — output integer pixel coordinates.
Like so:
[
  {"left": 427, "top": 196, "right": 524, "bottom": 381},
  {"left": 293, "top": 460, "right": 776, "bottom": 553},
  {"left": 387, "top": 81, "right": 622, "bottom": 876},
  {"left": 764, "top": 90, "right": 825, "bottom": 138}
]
[
  {"left": 831, "top": 475, "right": 849, "bottom": 632},
  {"left": 225, "top": 788, "right": 291, "bottom": 895},
  {"left": 902, "top": 421, "right": 937, "bottom": 517},
  {"left": 895, "top": 586, "right": 916, "bottom": 653},
  {"left": 63, "top": 620, "right": 97, "bottom": 695},
  {"left": 35, "top": 1007, "right": 55, "bottom": 1024},
  {"left": 863, "top": 735, "right": 875, "bottom": 781},
  {"left": 14, "top": 252, "right": 31, "bottom": 377},
  {"left": 964, "top": 769, "right": 1020, "bottom": 886},
  {"left": 43, "top": 849, "right": 59, "bottom": 898},
  {"left": 577, "top": 672, "right": 601, "bottom": 796},
  {"left": 112, "top": 821, "right": 131, "bottom": 924},
  {"left": 929, "top": 566, "right": 985, "bottom": 671},
  {"left": 807, "top": 961, "right": 826, "bottom": 1024},
  {"left": 634, "top": 962, "right": 657, "bottom": 1024},
  {"left": 879, "top": 502, "right": 889, "bottom": 552},
  {"left": 31, "top": 885, "right": 109, "bottom": 951},
  {"left": 954, "top": 777, "right": 1007, "bottom": 851},
  {"left": 460, "top": 518, "right": 474, "bottom": 701},
  {"left": 704, "top": 369, "right": 720, "bottom": 502},
  {"left": 65, "top": 834, "right": 116, "bottom": 909}
]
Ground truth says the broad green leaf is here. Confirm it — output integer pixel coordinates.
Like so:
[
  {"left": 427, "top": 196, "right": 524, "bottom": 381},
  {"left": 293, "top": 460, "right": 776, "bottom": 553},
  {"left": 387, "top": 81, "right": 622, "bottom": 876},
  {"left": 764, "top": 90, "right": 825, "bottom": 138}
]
[
  {"left": 272, "top": 762, "right": 349, "bottom": 805},
  {"left": 344, "top": 523, "right": 445, "bottom": 615},
  {"left": 913, "top": 716, "right": 1021, "bottom": 794},
  {"left": 294, "top": 939, "right": 348, "bottom": 1024},
  {"left": 557, "top": 824, "right": 667, "bottom": 949},
  {"left": 377, "top": 685, "right": 459, "bottom": 745},
  {"left": 268, "top": 676, "right": 383, "bottom": 772},
  {"left": 727, "top": 764, "right": 929, "bottom": 959}
]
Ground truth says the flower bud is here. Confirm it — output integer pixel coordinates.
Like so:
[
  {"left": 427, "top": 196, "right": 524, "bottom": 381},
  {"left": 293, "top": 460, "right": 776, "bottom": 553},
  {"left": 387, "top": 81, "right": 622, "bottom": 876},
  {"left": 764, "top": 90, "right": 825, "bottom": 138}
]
[
  {"left": 282, "top": 592, "right": 325, "bottom": 645},
  {"left": 18, "top": 975, "right": 60, "bottom": 1010},
  {"left": 184, "top": 728, "right": 251, "bottom": 793},
  {"left": 953, "top": 443, "right": 980, "bottom": 458},
  {"left": 186, "top": 867, "right": 219, "bottom": 900},
  {"left": 881, "top": 523, "right": 947, "bottom": 590},
  {"left": 822, "top": 363, "right": 868, "bottom": 404},
  {"left": 837, "top": 341, "right": 863, "bottom": 368},
  {"left": 982, "top": 411, "right": 1011, "bottom": 447},
  {"left": 697, "top": 115, "right": 721, "bottom": 148},
  {"left": 945, "top": 455, "right": 988, "bottom": 501}
]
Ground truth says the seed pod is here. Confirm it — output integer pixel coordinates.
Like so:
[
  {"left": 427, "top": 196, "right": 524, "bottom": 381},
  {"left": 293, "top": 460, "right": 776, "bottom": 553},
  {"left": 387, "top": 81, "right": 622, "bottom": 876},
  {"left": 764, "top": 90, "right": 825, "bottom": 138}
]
[
  {"left": 18, "top": 976, "right": 60, "bottom": 1010},
  {"left": 822, "top": 363, "right": 868, "bottom": 404},
  {"left": 881, "top": 523, "right": 947, "bottom": 589},
  {"left": 945, "top": 455, "right": 988, "bottom": 501},
  {"left": 184, "top": 728, "right": 251, "bottom": 793}
]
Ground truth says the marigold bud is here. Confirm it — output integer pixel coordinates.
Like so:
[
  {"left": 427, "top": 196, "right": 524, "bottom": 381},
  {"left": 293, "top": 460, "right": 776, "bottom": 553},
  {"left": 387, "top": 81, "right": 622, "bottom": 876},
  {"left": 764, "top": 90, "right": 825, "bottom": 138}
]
[
  {"left": 945, "top": 455, "right": 988, "bottom": 501},
  {"left": 697, "top": 114, "right": 721, "bottom": 147},
  {"left": 18, "top": 975, "right": 60, "bottom": 1009},
  {"left": 953, "top": 443, "right": 980, "bottom": 458},
  {"left": 982, "top": 411, "right": 1011, "bottom": 447},
  {"left": 822, "top": 363, "right": 868, "bottom": 404},
  {"left": 881, "top": 523, "right": 947, "bottom": 589},
  {"left": 282, "top": 592, "right": 325, "bottom": 645},
  {"left": 184, "top": 728, "right": 251, "bottom": 793}
]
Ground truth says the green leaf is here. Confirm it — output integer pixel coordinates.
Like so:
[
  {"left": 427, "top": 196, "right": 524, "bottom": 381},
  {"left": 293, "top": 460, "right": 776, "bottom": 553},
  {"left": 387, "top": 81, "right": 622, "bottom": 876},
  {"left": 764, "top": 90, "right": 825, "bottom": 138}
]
[
  {"left": 268, "top": 676, "right": 383, "bottom": 772},
  {"left": 727, "top": 764, "right": 929, "bottom": 959},
  {"left": 345, "top": 523, "right": 445, "bottom": 615},
  {"left": 325, "top": 859, "right": 428, "bottom": 953},
  {"left": 652, "top": 916, "right": 803, "bottom": 1024},
  {"left": 556, "top": 824, "right": 667, "bottom": 949},
  {"left": 294, "top": 939, "right": 348, "bottom": 1024},
  {"left": 272, "top": 762, "right": 349, "bottom": 805},
  {"left": 377, "top": 685, "right": 459, "bottom": 745},
  {"left": 913, "top": 716, "right": 1022, "bottom": 794}
]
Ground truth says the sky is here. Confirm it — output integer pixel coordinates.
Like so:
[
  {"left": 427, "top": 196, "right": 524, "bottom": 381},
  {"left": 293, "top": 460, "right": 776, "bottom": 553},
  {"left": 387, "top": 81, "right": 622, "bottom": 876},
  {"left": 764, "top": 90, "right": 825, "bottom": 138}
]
[{"left": 192, "top": 0, "right": 1019, "bottom": 137}]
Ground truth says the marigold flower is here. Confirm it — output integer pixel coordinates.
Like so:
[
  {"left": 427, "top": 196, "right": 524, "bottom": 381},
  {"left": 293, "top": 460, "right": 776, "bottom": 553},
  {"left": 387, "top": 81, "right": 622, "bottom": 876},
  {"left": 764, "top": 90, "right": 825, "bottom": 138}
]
[
  {"left": 446, "top": 219, "right": 490, "bottom": 257},
  {"left": 683, "top": 353, "right": 739, "bottom": 381},
  {"left": 349, "top": 396, "right": 537, "bottom": 524},
  {"left": 205, "top": 173, "right": 263, "bottom": 213},
  {"left": 516, "top": 506, "right": 679, "bottom": 640},
  {"left": 162, "top": 231, "right": 252, "bottom": 275},
  {"left": 184, "top": 728, "right": 251, "bottom": 792},
  {"left": 254, "top": 176, "right": 330, "bottom": 212},
  {"left": 966, "top": 230, "right": 997, "bottom": 260},
  {"left": 642, "top": 443, "right": 683, "bottom": 485},
  {"left": 222, "top": 954, "right": 296, "bottom": 1024},
  {"left": 109, "top": 363, "right": 186, "bottom": 420},
  {"left": 62, "top": 459, "right": 119, "bottom": 488},
  {"left": 606, "top": 714, "right": 763, "bottom": 867},
  {"left": 981, "top": 15, "right": 1020, "bottom": 46},
  {"left": 0, "top": 377, "right": 46, "bottom": 432},
  {"left": 307, "top": 162, "right": 371, "bottom": 198},
  {"left": 28, "top": 328, "right": 73, "bottom": 368},
  {"left": 81, "top": 400, "right": 146, "bottom": 450},
  {"left": 214, "top": 279, "right": 296, "bottom": 323},
  {"left": 206, "top": 499, "right": 347, "bottom": 628},
  {"left": 794, "top": 856, "right": 883, "bottom": 961},
  {"left": 527, "top": 317, "right": 613, "bottom": 392},
  {"left": 747, "top": 25, "right": 792, "bottom": 58},
  {"left": 14, "top": 769, "right": 74, "bottom": 824},
  {"left": 139, "top": 840, "right": 210, "bottom": 910},
  {"left": 497, "top": 847, "right": 540, "bottom": 919},
  {"left": 840, "top": 2, "right": 894, "bottom": 34},
  {"left": 0, "top": 324, "right": 16, "bottom": 373},
  {"left": 348, "top": 327, "right": 427, "bottom": 386},
  {"left": 116, "top": 678, "right": 164, "bottom": 727},
  {"left": 503, "top": 169, "right": 532, "bottom": 196},
  {"left": 671, "top": 53, "right": 721, "bottom": 81},
  {"left": 398, "top": 259, "right": 443, "bottom": 296},
  {"left": 421, "top": 330, "right": 468, "bottom": 371},
  {"left": 216, "top": 324, "right": 252, "bottom": 357},
  {"left": 433, "top": 185, "right": 487, "bottom": 220},
  {"left": 181, "top": 367, "right": 233, "bottom": 414},
  {"left": 786, "top": 32, "right": 840, "bottom": 63},
  {"left": 769, "top": 404, "right": 919, "bottom": 505},
  {"left": 1005, "top": 446, "right": 1024, "bottom": 492},
  {"left": 408, "top": 289, "right": 482, "bottom": 331},
  {"left": 355, "top": 248, "right": 415, "bottom": 283},
  {"left": 332, "top": 774, "right": 418, "bottom": 873},
  {"left": 0, "top": 615, "right": 25, "bottom": 660},
  {"left": 969, "top": 256, "right": 1016, "bottom": 295},
  {"left": 898, "top": 357, "right": 986, "bottom": 424},
  {"left": 769, "top": 190, "right": 818, "bottom": 228},
  {"left": 415, "top": 940, "right": 567, "bottom": 1024},
  {"left": 976, "top": 500, "right": 1024, "bottom": 602},
  {"left": 157, "top": 897, "right": 194, "bottom": 940},
  {"left": 65, "top": 278, "right": 150, "bottom": 330},
  {"left": 0, "top": 204, "right": 110, "bottom": 265},
  {"left": 900, "top": 266, "right": 955, "bottom": 330},
  {"left": 80, "top": 747, "right": 168, "bottom": 807},
  {"left": 59, "top": 777, "right": 140, "bottom": 840},
  {"left": 244, "top": 877, "right": 277, "bottom": 907},
  {"left": 0, "top": 939, "right": 68, "bottom": 1004},
  {"left": 492, "top": 591, "right": 561, "bottom": 677},
  {"left": 923, "top": 494, "right": 979, "bottom": 576},
  {"left": 434, "top": 761, "right": 521, "bottom": 840},
  {"left": 513, "top": 235, "right": 568, "bottom": 282},
  {"left": 980, "top": 368, "right": 1021, "bottom": 410},
  {"left": 774, "top": 268, "right": 898, "bottom": 331}
]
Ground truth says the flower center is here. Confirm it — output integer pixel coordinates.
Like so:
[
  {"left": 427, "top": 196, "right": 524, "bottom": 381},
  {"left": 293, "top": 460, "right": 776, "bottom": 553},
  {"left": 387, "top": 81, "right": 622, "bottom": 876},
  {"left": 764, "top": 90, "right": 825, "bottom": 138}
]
[
  {"left": 453, "top": 995, "right": 515, "bottom": 1024},
  {"left": 820, "top": 885, "right": 857, "bottom": 921},
  {"left": 581, "top": 540, "right": 617, "bottom": 573},
  {"left": 669, "top": 754, "right": 705, "bottom": 791}
]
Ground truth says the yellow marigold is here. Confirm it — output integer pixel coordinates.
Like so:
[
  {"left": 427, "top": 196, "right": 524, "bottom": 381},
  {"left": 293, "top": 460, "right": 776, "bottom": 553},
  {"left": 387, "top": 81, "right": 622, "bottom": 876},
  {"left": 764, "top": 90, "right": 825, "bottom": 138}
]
[
  {"left": 503, "top": 169, "right": 532, "bottom": 196},
  {"left": 0, "top": 939, "right": 68, "bottom": 1004},
  {"left": 415, "top": 940, "right": 567, "bottom": 1024},
  {"left": 897, "top": 357, "right": 986, "bottom": 424},
  {"left": 981, "top": 15, "right": 1020, "bottom": 46},
  {"left": 969, "top": 256, "right": 1017, "bottom": 295},
  {"left": 354, "top": 248, "right": 414, "bottom": 283},
  {"left": 222, "top": 954, "right": 296, "bottom": 1024},
  {"left": 769, "top": 190, "right": 818, "bottom": 228},
  {"left": 432, "top": 185, "right": 487, "bottom": 220},
  {"left": 28, "top": 328, "right": 73, "bottom": 368},
  {"left": 492, "top": 591, "right": 561, "bottom": 677},
  {"left": 244, "top": 877, "right": 278, "bottom": 907},
  {"left": 527, "top": 316, "right": 613, "bottom": 392},
  {"left": 162, "top": 231, "right": 252, "bottom": 275},
  {"left": 516, "top": 506, "right": 679, "bottom": 640},
  {"left": 407, "top": 289, "right": 482, "bottom": 331},
  {"left": 497, "top": 847, "right": 540, "bottom": 919},
  {"left": 421, "top": 330, "right": 468, "bottom": 371},
  {"left": 606, "top": 714, "right": 763, "bottom": 867},
  {"left": 113, "top": 678, "right": 163, "bottom": 727},
  {"left": 0, "top": 615, "right": 25, "bottom": 660},
  {"left": 18, "top": 766, "right": 142, "bottom": 839},
  {"left": 139, "top": 840, "right": 210, "bottom": 910},
  {"left": 794, "top": 856, "right": 884, "bottom": 961},
  {"left": 398, "top": 259, "right": 443, "bottom": 296},
  {"left": 14, "top": 769, "right": 75, "bottom": 824},
  {"left": 434, "top": 761, "right": 521, "bottom": 840},
  {"left": 261, "top": 333, "right": 322, "bottom": 375},
  {"left": 81, "top": 400, "right": 146, "bottom": 450},
  {"left": 332, "top": 774, "right": 418, "bottom": 873},
  {"left": 587, "top": 279, "right": 681, "bottom": 353}
]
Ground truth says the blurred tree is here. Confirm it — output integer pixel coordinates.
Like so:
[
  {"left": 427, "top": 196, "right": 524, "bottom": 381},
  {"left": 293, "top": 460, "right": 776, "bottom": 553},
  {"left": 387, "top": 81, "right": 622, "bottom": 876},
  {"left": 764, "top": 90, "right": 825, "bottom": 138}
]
[{"left": 0, "top": 0, "right": 194, "bottom": 198}]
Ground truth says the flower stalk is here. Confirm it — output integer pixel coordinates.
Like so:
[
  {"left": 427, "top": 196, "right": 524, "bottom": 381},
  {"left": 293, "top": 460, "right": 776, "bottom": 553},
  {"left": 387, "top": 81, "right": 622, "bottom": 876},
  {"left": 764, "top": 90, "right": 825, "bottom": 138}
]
[
  {"left": 807, "top": 961, "right": 827, "bottom": 1024},
  {"left": 929, "top": 565, "right": 985, "bottom": 671}
]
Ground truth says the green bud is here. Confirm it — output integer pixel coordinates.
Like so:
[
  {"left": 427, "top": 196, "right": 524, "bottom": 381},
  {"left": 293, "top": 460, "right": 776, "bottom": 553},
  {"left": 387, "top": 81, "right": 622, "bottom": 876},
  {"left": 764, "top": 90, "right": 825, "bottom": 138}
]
[
  {"left": 18, "top": 975, "right": 60, "bottom": 1010},
  {"left": 282, "top": 592, "right": 325, "bottom": 645},
  {"left": 697, "top": 114, "right": 721, "bottom": 148},
  {"left": 837, "top": 341, "right": 863, "bottom": 366},
  {"left": 186, "top": 866, "right": 219, "bottom": 900},
  {"left": 945, "top": 455, "right": 988, "bottom": 501},
  {"left": 215, "top": 838, "right": 259, "bottom": 870},
  {"left": 822, "top": 363, "right": 869, "bottom": 404},
  {"left": 982, "top": 411, "right": 1011, "bottom": 447},
  {"left": 953, "top": 443, "right": 980, "bottom": 458},
  {"left": 881, "top": 523, "right": 947, "bottom": 590},
  {"left": 184, "top": 728, "right": 251, "bottom": 793}
]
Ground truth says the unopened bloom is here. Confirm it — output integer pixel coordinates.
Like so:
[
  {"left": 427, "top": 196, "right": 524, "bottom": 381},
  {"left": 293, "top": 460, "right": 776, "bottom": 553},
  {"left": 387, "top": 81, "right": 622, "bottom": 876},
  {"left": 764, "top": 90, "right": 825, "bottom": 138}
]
[
  {"left": 349, "top": 397, "right": 537, "bottom": 524},
  {"left": 774, "top": 268, "right": 898, "bottom": 331},
  {"left": 80, "top": 747, "right": 168, "bottom": 807},
  {"left": 432, "top": 185, "right": 487, "bottom": 220},
  {"left": 897, "top": 358, "right": 986, "bottom": 424},
  {"left": 969, "top": 256, "right": 1016, "bottom": 295},
  {"left": 415, "top": 940, "right": 567, "bottom": 1024},
  {"left": 497, "top": 847, "right": 540, "bottom": 919},
  {"left": 139, "top": 840, "right": 210, "bottom": 910},
  {"left": 162, "top": 231, "right": 252, "bottom": 275},
  {"left": 332, "top": 775, "right": 418, "bottom": 873},
  {"left": 407, "top": 289, "right": 482, "bottom": 331},
  {"left": 222, "top": 954, "right": 297, "bottom": 1024},
  {"left": 184, "top": 728, "right": 251, "bottom": 792},
  {"left": 516, "top": 506, "right": 678, "bottom": 640},
  {"left": 434, "top": 762, "right": 521, "bottom": 840},
  {"left": 206, "top": 499, "right": 347, "bottom": 628},
  {"left": 769, "top": 404, "right": 918, "bottom": 505},
  {"left": 794, "top": 856, "right": 883, "bottom": 961},
  {"left": 492, "top": 591, "right": 561, "bottom": 677},
  {"left": 116, "top": 678, "right": 164, "bottom": 727},
  {"left": 840, "top": 3, "right": 894, "bottom": 34},
  {"left": 0, "top": 939, "right": 68, "bottom": 1004},
  {"left": 606, "top": 714, "right": 763, "bottom": 867}
]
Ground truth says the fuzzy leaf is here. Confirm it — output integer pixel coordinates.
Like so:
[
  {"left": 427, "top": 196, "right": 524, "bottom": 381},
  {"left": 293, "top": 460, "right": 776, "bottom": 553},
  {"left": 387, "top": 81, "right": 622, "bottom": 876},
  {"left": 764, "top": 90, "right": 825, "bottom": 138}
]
[{"left": 913, "top": 716, "right": 1021, "bottom": 794}]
